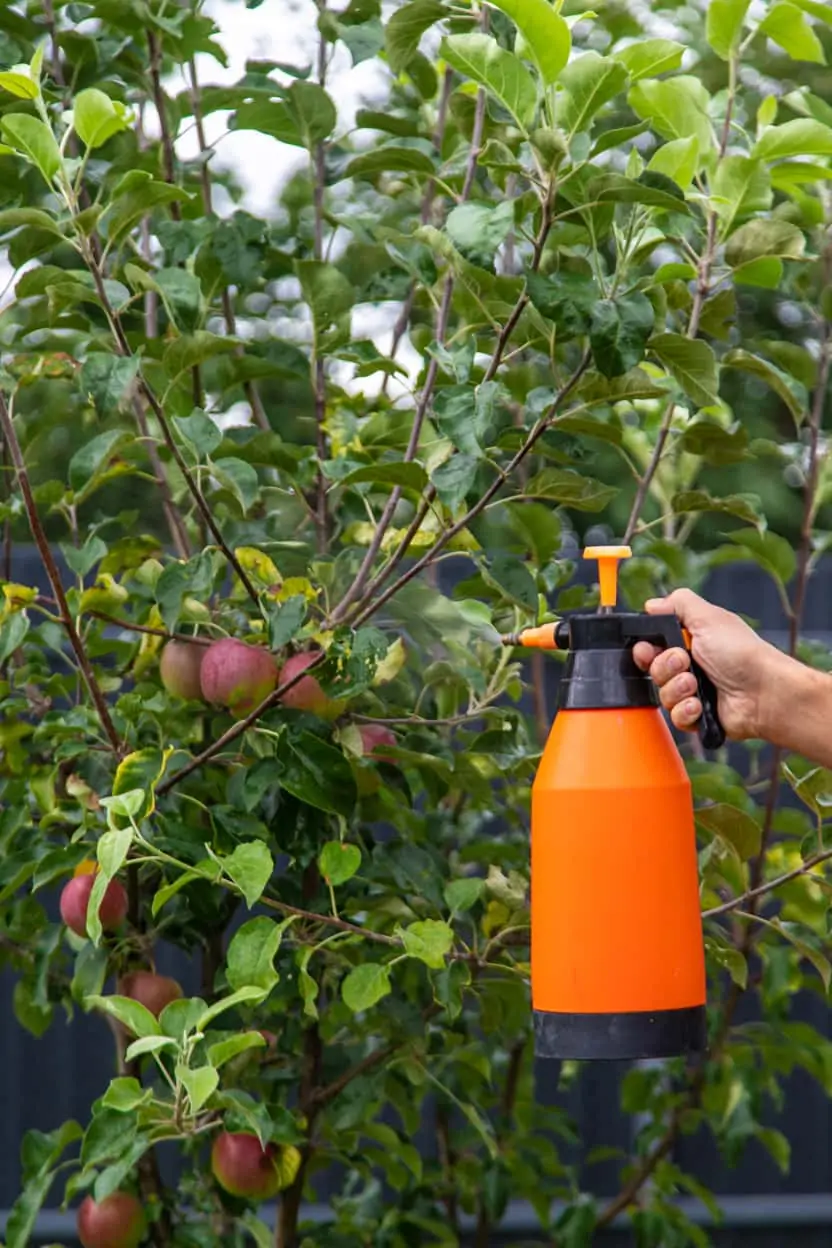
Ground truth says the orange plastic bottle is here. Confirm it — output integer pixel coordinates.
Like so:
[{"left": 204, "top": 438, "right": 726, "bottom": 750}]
[{"left": 508, "top": 547, "right": 724, "bottom": 1060}]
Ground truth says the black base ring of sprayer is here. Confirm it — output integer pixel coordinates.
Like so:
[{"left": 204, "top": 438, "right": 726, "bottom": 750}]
[{"left": 533, "top": 1005, "right": 707, "bottom": 1061}]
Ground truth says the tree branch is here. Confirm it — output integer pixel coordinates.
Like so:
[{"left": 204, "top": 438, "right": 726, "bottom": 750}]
[
  {"left": 79, "top": 245, "right": 260, "bottom": 603},
  {"left": 0, "top": 393, "right": 124, "bottom": 756},
  {"left": 702, "top": 847, "right": 832, "bottom": 920},
  {"left": 350, "top": 351, "right": 592, "bottom": 627}
]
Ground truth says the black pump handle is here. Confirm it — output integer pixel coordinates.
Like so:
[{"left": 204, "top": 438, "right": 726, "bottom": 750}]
[{"left": 623, "top": 615, "right": 726, "bottom": 751}]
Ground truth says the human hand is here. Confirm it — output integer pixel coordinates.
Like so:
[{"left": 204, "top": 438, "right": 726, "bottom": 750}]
[{"left": 632, "top": 588, "right": 784, "bottom": 741}]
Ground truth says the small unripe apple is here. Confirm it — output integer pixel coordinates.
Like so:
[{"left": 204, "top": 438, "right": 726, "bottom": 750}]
[
  {"left": 211, "top": 1131, "right": 281, "bottom": 1200},
  {"left": 160, "top": 639, "right": 205, "bottom": 701},
  {"left": 119, "top": 971, "right": 183, "bottom": 1019},
  {"left": 277, "top": 651, "right": 328, "bottom": 714},
  {"left": 60, "top": 873, "right": 128, "bottom": 938},
  {"left": 358, "top": 723, "right": 397, "bottom": 764},
  {"left": 200, "top": 638, "right": 278, "bottom": 716},
  {"left": 77, "top": 1191, "right": 146, "bottom": 1248}
]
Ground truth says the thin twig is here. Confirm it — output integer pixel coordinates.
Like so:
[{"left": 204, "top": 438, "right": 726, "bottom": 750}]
[
  {"left": 89, "top": 612, "right": 212, "bottom": 646},
  {"left": 702, "top": 847, "right": 832, "bottom": 920},
  {"left": 80, "top": 246, "right": 260, "bottom": 603},
  {"left": 0, "top": 393, "right": 124, "bottom": 757},
  {"left": 350, "top": 351, "right": 592, "bottom": 627}
]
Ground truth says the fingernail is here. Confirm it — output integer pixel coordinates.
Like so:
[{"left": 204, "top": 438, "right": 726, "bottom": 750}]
[
  {"left": 645, "top": 598, "right": 664, "bottom": 610},
  {"left": 667, "top": 654, "right": 682, "bottom": 674},
  {"left": 684, "top": 700, "right": 699, "bottom": 719}
]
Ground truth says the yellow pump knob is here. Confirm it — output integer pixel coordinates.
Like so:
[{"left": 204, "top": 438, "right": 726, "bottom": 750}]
[{"left": 583, "top": 544, "right": 631, "bottom": 610}]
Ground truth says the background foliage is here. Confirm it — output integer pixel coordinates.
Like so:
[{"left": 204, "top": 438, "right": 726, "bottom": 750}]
[{"left": 2, "top": 0, "right": 832, "bottom": 1245}]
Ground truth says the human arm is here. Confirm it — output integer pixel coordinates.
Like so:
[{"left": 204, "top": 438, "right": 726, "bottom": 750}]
[{"left": 632, "top": 589, "right": 832, "bottom": 769}]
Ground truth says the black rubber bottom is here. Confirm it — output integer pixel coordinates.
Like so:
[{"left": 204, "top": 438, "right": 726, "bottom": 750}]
[{"left": 534, "top": 1004, "right": 707, "bottom": 1061}]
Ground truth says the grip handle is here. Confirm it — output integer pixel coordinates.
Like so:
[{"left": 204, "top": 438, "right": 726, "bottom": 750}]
[{"left": 624, "top": 614, "right": 726, "bottom": 750}]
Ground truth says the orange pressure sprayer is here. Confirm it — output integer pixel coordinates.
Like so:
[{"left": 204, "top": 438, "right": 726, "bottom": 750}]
[{"left": 503, "top": 546, "right": 725, "bottom": 1061}]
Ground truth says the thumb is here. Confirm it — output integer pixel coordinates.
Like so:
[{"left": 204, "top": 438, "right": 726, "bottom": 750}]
[{"left": 645, "top": 588, "right": 712, "bottom": 630}]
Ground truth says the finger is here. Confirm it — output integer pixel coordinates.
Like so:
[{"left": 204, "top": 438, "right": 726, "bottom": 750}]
[
  {"left": 658, "top": 672, "right": 698, "bottom": 712},
  {"left": 645, "top": 588, "right": 711, "bottom": 632},
  {"left": 649, "top": 647, "right": 691, "bottom": 687},
  {"left": 671, "top": 697, "right": 702, "bottom": 733},
  {"left": 632, "top": 641, "right": 662, "bottom": 672}
]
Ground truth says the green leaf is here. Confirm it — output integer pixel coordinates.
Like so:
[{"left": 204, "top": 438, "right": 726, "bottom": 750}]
[
  {"left": 232, "top": 100, "right": 302, "bottom": 145},
  {"left": 589, "top": 294, "right": 655, "bottom": 378},
  {"left": 647, "top": 137, "right": 699, "bottom": 191},
  {"left": 341, "top": 462, "right": 428, "bottom": 491},
  {"left": 681, "top": 421, "right": 748, "bottom": 465},
  {"left": 672, "top": 489, "right": 763, "bottom": 528},
  {"left": 240, "top": 1213, "right": 274, "bottom": 1248},
  {"left": 0, "top": 207, "right": 64, "bottom": 237},
  {"left": 0, "top": 610, "right": 29, "bottom": 666},
  {"left": 296, "top": 259, "right": 355, "bottom": 334},
  {"left": 431, "top": 454, "right": 478, "bottom": 510},
  {"left": 445, "top": 201, "right": 515, "bottom": 268},
  {"left": 486, "top": 0, "right": 571, "bottom": 85},
  {"left": 696, "top": 803, "right": 761, "bottom": 859},
  {"left": 385, "top": 0, "right": 448, "bottom": 74},
  {"left": 208, "top": 1032, "right": 266, "bottom": 1069},
  {"left": 732, "top": 257, "right": 784, "bottom": 288},
  {"left": 588, "top": 170, "right": 690, "bottom": 214},
  {"left": 174, "top": 410, "right": 223, "bottom": 457},
  {"left": 772, "top": 920, "right": 832, "bottom": 991},
  {"left": 163, "top": 331, "right": 238, "bottom": 378},
  {"left": 266, "top": 595, "right": 307, "bottom": 649},
  {"left": 712, "top": 157, "right": 772, "bottom": 232},
  {"left": 613, "top": 39, "right": 684, "bottom": 81},
  {"left": 0, "top": 70, "right": 39, "bottom": 100},
  {"left": 704, "top": 936, "right": 748, "bottom": 988},
  {"left": 211, "top": 456, "right": 260, "bottom": 513},
  {"left": 106, "top": 174, "right": 189, "bottom": 241},
  {"left": 222, "top": 841, "right": 274, "bottom": 908},
  {"left": 155, "top": 268, "right": 202, "bottom": 332},
  {"left": 278, "top": 732, "right": 358, "bottom": 815},
  {"left": 196, "top": 985, "right": 268, "bottom": 1031},
  {"left": 760, "top": 2, "right": 825, "bottom": 63},
  {"left": 444, "top": 878, "right": 485, "bottom": 913},
  {"left": 73, "top": 87, "right": 130, "bottom": 148},
  {"left": 482, "top": 553, "right": 538, "bottom": 612},
  {"left": 754, "top": 119, "right": 832, "bottom": 161},
  {"left": 86, "top": 994, "right": 161, "bottom": 1038},
  {"left": 1, "top": 114, "right": 61, "bottom": 183},
  {"left": 440, "top": 34, "right": 537, "bottom": 130},
  {"left": 628, "top": 76, "right": 713, "bottom": 154},
  {"left": 558, "top": 53, "right": 627, "bottom": 137},
  {"left": 432, "top": 385, "right": 490, "bottom": 457},
  {"left": 319, "top": 840, "right": 362, "bottom": 885},
  {"left": 5, "top": 1171, "right": 55, "bottom": 1248},
  {"left": 726, "top": 530, "right": 796, "bottom": 586},
  {"left": 82, "top": 1108, "right": 137, "bottom": 1168},
  {"left": 346, "top": 145, "right": 435, "bottom": 178},
  {"left": 285, "top": 80, "right": 337, "bottom": 147},
  {"left": 525, "top": 467, "right": 617, "bottom": 511},
  {"left": 725, "top": 219, "right": 806, "bottom": 268},
  {"left": 400, "top": 919, "right": 455, "bottom": 968},
  {"left": 226, "top": 916, "right": 289, "bottom": 992},
  {"left": 526, "top": 270, "right": 598, "bottom": 339},
  {"left": 178, "top": 1064, "right": 219, "bottom": 1114},
  {"left": 706, "top": 0, "right": 751, "bottom": 59},
  {"left": 342, "top": 962, "right": 392, "bottom": 1011},
  {"left": 723, "top": 349, "right": 807, "bottom": 425},
  {"left": 124, "top": 1035, "right": 178, "bottom": 1061},
  {"left": 757, "top": 1127, "right": 791, "bottom": 1174},
  {"left": 101, "top": 1078, "right": 153, "bottom": 1113},
  {"left": 650, "top": 334, "right": 719, "bottom": 408}
]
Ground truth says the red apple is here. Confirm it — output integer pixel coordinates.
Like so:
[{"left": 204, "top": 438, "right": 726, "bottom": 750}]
[
  {"left": 77, "top": 1191, "right": 146, "bottom": 1248},
  {"left": 211, "top": 1131, "right": 281, "bottom": 1200},
  {"left": 60, "top": 873, "right": 128, "bottom": 938},
  {"left": 358, "top": 723, "right": 397, "bottom": 764},
  {"left": 200, "top": 638, "right": 278, "bottom": 716},
  {"left": 160, "top": 639, "right": 205, "bottom": 700},
  {"left": 119, "top": 971, "right": 183, "bottom": 1019},
  {"left": 277, "top": 651, "right": 328, "bottom": 714}
]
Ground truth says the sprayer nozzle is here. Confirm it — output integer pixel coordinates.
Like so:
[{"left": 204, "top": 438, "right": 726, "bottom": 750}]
[{"left": 501, "top": 623, "right": 560, "bottom": 650}]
